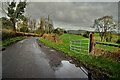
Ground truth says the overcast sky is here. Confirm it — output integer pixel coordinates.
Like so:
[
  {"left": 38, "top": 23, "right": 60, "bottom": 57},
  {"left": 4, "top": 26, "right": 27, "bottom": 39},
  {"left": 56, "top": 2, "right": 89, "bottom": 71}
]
[
  {"left": 0, "top": 1, "right": 119, "bottom": 31},
  {"left": 25, "top": 2, "right": 118, "bottom": 30}
]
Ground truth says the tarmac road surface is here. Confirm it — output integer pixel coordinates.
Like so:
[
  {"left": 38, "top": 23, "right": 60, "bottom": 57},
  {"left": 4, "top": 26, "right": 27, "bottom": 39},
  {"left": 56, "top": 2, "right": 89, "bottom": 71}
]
[{"left": 2, "top": 38, "right": 88, "bottom": 79}]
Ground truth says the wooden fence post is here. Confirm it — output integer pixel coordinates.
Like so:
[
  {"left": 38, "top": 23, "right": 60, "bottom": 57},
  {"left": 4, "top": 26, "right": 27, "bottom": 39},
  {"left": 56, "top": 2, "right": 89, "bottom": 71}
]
[
  {"left": 89, "top": 33, "right": 93, "bottom": 54},
  {"left": 88, "top": 70, "right": 92, "bottom": 80}
]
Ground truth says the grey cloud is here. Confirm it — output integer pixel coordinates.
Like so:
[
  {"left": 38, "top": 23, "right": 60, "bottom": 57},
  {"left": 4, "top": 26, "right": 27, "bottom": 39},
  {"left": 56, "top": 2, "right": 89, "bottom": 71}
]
[{"left": 26, "top": 2, "right": 118, "bottom": 30}]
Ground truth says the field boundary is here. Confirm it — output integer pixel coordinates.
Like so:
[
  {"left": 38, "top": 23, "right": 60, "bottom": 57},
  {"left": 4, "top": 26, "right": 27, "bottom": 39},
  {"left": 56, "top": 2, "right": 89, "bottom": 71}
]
[{"left": 94, "top": 42, "right": 120, "bottom": 48}]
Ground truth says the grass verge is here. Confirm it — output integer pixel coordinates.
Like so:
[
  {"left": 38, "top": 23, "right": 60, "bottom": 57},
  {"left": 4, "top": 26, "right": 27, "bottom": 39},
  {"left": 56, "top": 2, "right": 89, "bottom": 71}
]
[
  {"left": 38, "top": 36, "right": 120, "bottom": 80},
  {"left": 0, "top": 37, "right": 38, "bottom": 47}
]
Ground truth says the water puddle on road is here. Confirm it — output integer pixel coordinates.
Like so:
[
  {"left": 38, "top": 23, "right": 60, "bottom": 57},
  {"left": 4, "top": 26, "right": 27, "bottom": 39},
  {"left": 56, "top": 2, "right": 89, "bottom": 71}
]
[
  {"left": 17, "top": 39, "right": 27, "bottom": 44},
  {"left": 55, "top": 60, "right": 88, "bottom": 78},
  {"left": 44, "top": 46, "right": 50, "bottom": 48},
  {"left": 50, "top": 49, "right": 55, "bottom": 52},
  {"left": 39, "top": 41, "right": 88, "bottom": 78}
]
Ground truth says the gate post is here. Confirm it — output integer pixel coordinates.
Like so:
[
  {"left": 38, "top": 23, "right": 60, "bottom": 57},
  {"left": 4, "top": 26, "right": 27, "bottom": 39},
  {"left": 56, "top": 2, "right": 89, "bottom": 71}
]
[
  {"left": 88, "top": 70, "right": 92, "bottom": 80},
  {"left": 89, "top": 33, "right": 93, "bottom": 54}
]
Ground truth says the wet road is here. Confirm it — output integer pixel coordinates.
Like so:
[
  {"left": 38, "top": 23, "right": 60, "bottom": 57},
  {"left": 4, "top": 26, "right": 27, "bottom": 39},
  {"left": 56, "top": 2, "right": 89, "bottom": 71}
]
[{"left": 2, "top": 38, "right": 88, "bottom": 78}]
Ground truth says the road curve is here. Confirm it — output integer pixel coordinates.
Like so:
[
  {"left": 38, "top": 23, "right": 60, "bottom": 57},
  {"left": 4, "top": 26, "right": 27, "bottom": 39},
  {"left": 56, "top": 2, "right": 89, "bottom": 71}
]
[{"left": 2, "top": 38, "right": 88, "bottom": 79}]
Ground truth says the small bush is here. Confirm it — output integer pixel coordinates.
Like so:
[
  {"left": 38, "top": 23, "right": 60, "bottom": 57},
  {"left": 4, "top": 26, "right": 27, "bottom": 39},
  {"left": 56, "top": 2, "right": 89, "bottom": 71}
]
[
  {"left": 116, "top": 38, "right": 120, "bottom": 44},
  {"left": 20, "top": 27, "right": 29, "bottom": 32},
  {"left": 83, "top": 31, "right": 90, "bottom": 38},
  {"left": 64, "top": 30, "right": 67, "bottom": 33},
  {"left": 2, "top": 30, "right": 14, "bottom": 40},
  {"left": 53, "top": 29, "right": 60, "bottom": 34},
  {"left": 42, "top": 33, "right": 61, "bottom": 44}
]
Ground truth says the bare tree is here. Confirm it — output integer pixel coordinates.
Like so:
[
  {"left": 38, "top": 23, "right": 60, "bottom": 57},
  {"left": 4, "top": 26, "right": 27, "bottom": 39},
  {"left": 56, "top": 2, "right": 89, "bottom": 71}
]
[
  {"left": 28, "top": 19, "right": 33, "bottom": 31},
  {"left": 37, "top": 17, "right": 44, "bottom": 35},
  {"left": 93, "top": 16, "right": 117, "bottom": 41},
  {"left": 33, "top": 18, "right": 36, "bottom": 29}
]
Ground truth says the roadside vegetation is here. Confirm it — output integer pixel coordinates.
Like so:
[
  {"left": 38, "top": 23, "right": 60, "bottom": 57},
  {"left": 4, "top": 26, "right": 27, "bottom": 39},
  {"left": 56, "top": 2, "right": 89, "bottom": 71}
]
[
  {"left": 37, "top": 15, "right": 120, "bottom": 79},
  {"left": 38, "top": 33, "right": 120, "bottom": 80},
  {"left": 1, "top": 36, "right": 39, "bottom": 47},
  {"left": 1, "top": 37, "right": 25, "bottom": 47},
  {"left": 1, "top": 1, "right": 53, "bottom": 46}
]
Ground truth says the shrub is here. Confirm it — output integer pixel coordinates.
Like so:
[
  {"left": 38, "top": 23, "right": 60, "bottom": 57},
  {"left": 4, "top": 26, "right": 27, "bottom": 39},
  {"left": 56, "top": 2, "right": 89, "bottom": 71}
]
[
  {"left": 20, "top": 27, "right": 29, "bottom": 32},
  {"left": 53, "top": 29, "right": 60, "bottom": 34},
  {"left": 15, "top": 33, "right": 24, "bottom": 37},
  {"left": 2, "top": 30, "right": 14, "bottom": 40},
  {"left": 106, "top": 31, "right": 116, "bottom": 42},
  {"left": 83, "top": 31, "right": 90, "bottom": 38},
  {"left": 42, "top": 33, "right": 61, "bottom": 44},
  {"left": 2, "top": 29, "right": 39, "bottom": 41},
  {"left": 64, "top": 30, "right": 67, "bottom": 33},
  {"left": 116, "top": 38, "right": 120, "bottom": 44}
]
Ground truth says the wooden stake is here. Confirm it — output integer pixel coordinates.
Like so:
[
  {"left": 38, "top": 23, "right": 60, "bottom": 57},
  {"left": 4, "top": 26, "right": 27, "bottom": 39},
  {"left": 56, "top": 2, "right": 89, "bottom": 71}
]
[{"left": 89, "top": 33, "right": 93, "bottom": 53}]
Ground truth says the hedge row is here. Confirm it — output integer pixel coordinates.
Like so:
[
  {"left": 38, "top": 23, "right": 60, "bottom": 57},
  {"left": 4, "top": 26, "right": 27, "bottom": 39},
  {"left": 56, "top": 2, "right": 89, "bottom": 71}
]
[{"left": 2, "top": 31, "right": 39, "bottom": 41}]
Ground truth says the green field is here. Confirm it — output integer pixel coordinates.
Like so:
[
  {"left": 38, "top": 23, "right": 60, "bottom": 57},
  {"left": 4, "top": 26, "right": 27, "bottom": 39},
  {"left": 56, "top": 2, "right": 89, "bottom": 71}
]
[
  {"left": 95, "top": 43, "right": 119, "bottom": 52},
  {"left": 59, "top": 34, "right": 89, "bottom": 54},
  {"left": 38, "top": 33, "right": 120, "bottom": 79},
  {"left": 94, "top": 36, "right": 120, "bottom": 52}
]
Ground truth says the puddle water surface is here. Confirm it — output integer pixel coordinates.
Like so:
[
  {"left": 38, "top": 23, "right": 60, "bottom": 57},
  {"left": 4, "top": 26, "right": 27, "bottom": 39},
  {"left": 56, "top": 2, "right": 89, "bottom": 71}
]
[
  {"left": 39, "top": 41, "right": 88, "bottom": 79},
  {"left": 50, "top": 50, "right": 55, "bottom": 52},
  {"left": 17, "top": 39, "right": 27, "bottom": 44},
  {"left": 55, "top": 60, "right": 88, "bottom": 78}
]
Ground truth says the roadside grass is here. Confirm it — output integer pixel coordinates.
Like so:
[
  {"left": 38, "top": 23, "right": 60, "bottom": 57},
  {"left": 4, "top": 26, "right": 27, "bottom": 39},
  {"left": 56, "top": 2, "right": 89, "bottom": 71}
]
[
  {"left": 1, "top": 36, "right": 39, "bottom": 47},
  {"left": 38, "top": 34, "right": 120, "bottom": 79},
  {"left": 95, "top": 44, "right": 119, "bottom": 52},
  {"left": 96, "top": 41, "right": 120, "bottom": 45},
  {"left": 1, "top": 37, "right": 25, "bottom": 46},
  {"left": 92, "top": 33, "right": 120, "bottom": 52},
  {"left": 94, "top": 38, "right": 120, "bottom": 52}
]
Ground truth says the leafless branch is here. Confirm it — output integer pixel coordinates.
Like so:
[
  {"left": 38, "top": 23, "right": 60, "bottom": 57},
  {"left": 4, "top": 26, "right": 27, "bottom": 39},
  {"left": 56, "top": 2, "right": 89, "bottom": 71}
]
[{"left": 1, "top": 2, "right": 9, "bottom": 15}]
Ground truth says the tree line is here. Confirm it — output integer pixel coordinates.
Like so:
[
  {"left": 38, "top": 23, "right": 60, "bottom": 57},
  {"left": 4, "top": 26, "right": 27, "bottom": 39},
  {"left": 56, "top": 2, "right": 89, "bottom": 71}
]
[
  {"left": 1, "top": 0, "right": 55, "bottom": 36},
  {"left": 1, "top": 0, "right": 119, "bottom": 43}
]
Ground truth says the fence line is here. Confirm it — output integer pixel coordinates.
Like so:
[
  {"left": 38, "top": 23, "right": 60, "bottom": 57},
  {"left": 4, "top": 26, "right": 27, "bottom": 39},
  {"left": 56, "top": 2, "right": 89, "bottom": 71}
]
[{"left": 94, "top": 42, "right": 120, "bottom": 48}]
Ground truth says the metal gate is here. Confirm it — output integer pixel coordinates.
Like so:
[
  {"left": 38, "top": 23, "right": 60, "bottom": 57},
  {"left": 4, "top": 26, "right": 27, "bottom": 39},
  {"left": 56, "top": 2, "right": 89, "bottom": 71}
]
[{"left": 70, "top": 39, "right": 89, "bottom": 55}]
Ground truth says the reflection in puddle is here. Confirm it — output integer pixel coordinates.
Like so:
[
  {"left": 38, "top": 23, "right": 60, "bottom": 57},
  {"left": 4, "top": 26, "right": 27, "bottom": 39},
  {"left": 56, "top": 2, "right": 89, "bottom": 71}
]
[
  {"left": 44, "top": 46, "right": 49, "bottom": 48},
  {"left": 18, "top": 39, "right": 27, "bottom": 44},
  {"left": 41, "top": 43, "right": 88, "bottom": 78},
  {"left": 55, "top": 60, "right": 88, "bottom": 78},
  {"left": 50, "top": 50, "right": 55, "bottom": 52}
]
